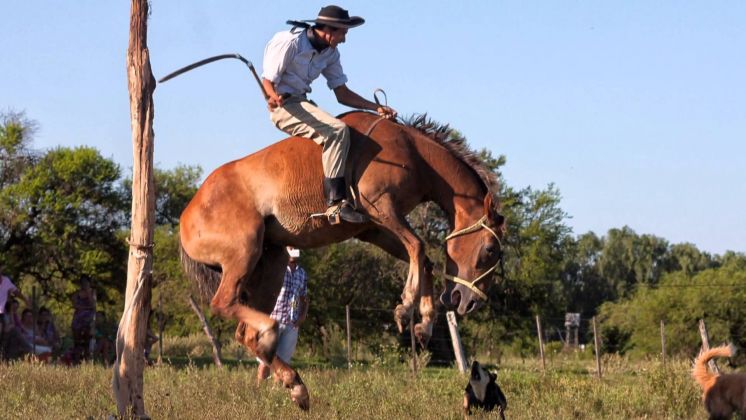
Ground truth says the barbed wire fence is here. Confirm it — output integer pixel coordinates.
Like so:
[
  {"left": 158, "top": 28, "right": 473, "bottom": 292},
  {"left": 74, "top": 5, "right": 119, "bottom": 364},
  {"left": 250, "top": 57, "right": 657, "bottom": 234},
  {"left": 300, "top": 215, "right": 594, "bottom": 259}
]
[{"left": 153, "top": 299, "right": 739, "bottom": 379}]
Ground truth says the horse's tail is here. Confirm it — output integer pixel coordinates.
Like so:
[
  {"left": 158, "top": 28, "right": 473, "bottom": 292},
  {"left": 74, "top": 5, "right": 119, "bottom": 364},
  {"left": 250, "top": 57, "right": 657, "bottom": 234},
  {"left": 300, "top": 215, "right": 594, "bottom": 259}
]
[
  {"left": 692, "top": 344, "right": 734, "bottom": 391},
  {"left": 179, "top": 239, "right": 221, "bottom": 302}
]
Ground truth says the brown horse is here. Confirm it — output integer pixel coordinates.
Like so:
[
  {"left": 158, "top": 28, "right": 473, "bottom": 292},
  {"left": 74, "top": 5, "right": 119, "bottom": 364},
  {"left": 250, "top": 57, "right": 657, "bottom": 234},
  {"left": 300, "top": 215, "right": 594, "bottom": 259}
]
[{"left": 179, "top": 111, "right": 506, "bottom": 410}]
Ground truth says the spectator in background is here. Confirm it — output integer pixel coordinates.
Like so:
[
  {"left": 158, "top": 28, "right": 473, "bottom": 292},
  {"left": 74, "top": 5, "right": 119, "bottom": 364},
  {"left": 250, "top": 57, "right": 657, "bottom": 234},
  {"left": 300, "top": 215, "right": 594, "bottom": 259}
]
[
  {"left": 6, "top": 299, "right": 23, "bottom": 329},
  {"left": 257, "top": 247, "right": 309, "bottom": 384},
  {"left": 143, "top": 309, "right": 159, "bottom": 365},
  {"left": 0, "top": 264, "right": 31, "bottom": 325},
  {"left": 1, "top": 299, "right": 32, "bottom": 360},
  {"left": 93, "top": 310, "right": 115, "bottom": 366},
  {"left": 37, "top": 307, "right": 61, "bottom": 353},
  {"left": 19, "top": 308, "right": 52, "bottom": 360},
  {"left": 70, "top": 276, "right": 96, "bottom": 362}
]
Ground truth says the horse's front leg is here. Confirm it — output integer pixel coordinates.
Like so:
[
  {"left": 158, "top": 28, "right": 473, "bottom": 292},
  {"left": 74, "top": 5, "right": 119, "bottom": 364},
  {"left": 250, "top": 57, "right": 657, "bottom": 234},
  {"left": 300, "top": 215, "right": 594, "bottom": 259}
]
[
  {"left": 413, "top": 258, "right": 435, "bottom": 347},
  {"left": 368, "top": 206, "right": 426, "bottom": 334},
  {"left": 394, "top": 263, "right": 419, "bottom": 334},
  {"left": 356, "top": 226, "right": 433, "bottom": 343}
]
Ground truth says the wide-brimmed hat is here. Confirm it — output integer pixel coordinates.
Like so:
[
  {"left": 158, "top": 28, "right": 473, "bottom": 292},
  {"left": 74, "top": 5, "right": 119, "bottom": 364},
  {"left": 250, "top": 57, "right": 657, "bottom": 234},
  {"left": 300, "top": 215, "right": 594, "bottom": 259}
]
[{"left": 304, "top": 5, "right": 365, "bottom": 29}]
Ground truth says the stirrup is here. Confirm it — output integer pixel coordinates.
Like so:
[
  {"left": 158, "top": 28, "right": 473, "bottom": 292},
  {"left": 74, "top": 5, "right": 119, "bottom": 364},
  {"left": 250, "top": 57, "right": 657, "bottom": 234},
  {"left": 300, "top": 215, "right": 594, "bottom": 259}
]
[
  {"left": 326, "top": 200, "right": 368, "bottom": 224},
  {"left": 324, "top": 204, "right": 343, "bottom": 225}
]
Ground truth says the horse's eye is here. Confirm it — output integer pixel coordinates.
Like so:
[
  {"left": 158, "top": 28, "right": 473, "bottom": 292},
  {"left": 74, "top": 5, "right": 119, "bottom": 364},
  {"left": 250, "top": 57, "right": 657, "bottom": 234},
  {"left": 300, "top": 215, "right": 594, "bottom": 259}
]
[{"left": 483, "top": 244, "right": 497, "bottom": 256}]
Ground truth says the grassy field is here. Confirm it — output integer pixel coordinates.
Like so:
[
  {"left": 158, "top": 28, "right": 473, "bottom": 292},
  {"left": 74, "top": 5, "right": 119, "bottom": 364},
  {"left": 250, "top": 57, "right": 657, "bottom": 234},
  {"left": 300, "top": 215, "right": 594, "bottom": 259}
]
[{"left": 0, "top": 353, "right": 707, "bottom": 419}]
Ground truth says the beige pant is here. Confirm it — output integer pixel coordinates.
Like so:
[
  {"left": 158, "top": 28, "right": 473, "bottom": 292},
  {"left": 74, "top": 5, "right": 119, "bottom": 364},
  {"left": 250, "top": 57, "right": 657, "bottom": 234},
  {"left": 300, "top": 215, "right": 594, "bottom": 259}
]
[{"left": 270, "top": 96, "right": 350, "bottom": 178}]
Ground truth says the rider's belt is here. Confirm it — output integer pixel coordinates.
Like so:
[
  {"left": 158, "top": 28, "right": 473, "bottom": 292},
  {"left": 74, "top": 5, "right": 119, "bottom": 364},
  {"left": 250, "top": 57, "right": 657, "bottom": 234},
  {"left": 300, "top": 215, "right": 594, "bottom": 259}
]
[
  {"left": 281, "top": 93, "right": 316, "bottom": 106},
  {"left": 281, "top": 93, "right": 306, "bottom": 100}
]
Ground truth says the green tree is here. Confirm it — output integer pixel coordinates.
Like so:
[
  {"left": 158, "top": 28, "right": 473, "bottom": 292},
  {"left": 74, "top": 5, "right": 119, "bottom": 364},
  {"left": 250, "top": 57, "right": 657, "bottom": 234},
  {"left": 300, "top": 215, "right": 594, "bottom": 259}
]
[
  {"left": 0, "top": 145, "right": 128, "bottom": 323},
  {"left": 597, "top": 227, "right": 670, "bottom": 299},
  {"left": 0, "top": 111, "right": 38, "bottom": 190},
  {"left": 599, "top": 253, "right": 746, "bottom": 357},
  {"left": 561, "top": 231, "right": 609, "bottom": 319},
  {"left": 122, "top": 164, "right": 202, "bottom": 227},
  {"left": 301, "top": 241, "right": 405, "bottom": 353},
  {"left": 665, "top": 243, "right": 717, "bottom": 276}
]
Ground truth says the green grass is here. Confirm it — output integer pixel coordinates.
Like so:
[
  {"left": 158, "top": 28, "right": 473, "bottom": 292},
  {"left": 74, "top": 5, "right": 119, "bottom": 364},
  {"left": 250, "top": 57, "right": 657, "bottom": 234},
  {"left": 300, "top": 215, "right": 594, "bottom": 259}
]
[{"left": 0, "top": 355, "right": 706, "bottom": 419}]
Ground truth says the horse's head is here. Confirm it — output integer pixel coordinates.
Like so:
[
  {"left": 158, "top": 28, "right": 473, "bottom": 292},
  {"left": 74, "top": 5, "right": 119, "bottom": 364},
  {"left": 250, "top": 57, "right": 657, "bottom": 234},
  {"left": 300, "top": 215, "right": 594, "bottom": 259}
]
[{"left": 439, "top": 194, "right": 506, "bottom": 315}]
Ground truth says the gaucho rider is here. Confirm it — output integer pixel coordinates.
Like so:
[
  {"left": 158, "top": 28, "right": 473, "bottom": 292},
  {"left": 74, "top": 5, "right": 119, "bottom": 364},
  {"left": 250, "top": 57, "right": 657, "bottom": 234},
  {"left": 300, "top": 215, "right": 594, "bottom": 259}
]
[{"left": 261, "top": 5, "right": 397, "bottom": 223}]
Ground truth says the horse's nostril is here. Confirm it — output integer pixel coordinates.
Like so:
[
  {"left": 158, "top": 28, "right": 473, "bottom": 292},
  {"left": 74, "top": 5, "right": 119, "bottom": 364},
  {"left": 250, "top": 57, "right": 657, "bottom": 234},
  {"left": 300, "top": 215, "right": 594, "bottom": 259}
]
[
  {"left": 451, "top": 290, "right": 462, "bottom": 307},
  {"left": 465, "top": 299, "right": 476, "bottom": 313}
]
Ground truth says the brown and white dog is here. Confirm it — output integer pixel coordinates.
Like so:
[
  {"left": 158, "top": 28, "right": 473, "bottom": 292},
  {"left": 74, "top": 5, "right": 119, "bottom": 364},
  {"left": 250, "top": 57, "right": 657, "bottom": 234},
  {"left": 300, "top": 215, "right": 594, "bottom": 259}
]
[
  {"left": 463, "top": 360, "right": 507, "bottom": 419},
  {"left": 692, "top": 344, "right": 746, "bottom": 419}
]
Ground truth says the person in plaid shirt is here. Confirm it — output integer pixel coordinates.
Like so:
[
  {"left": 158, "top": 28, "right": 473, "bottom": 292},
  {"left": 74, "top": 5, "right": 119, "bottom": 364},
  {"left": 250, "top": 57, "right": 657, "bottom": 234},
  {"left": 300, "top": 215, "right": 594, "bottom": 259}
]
[{"left": 257, "top": 247, "right": 309, "bottom": 384}]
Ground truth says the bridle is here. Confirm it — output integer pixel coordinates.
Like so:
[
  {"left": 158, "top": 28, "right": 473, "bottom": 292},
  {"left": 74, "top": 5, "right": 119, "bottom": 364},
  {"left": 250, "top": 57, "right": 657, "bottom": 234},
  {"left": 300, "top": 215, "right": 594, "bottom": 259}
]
[{"left": 441, "top": 215, "right": 504, "bottom": 301}]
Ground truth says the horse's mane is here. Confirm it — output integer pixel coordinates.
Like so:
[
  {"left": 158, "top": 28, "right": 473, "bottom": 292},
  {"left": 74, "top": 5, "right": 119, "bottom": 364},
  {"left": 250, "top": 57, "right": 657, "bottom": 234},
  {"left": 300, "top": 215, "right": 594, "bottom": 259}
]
[
  {"left": 339, "top": 110, "right": 499, "bottom": 197},
  {"left": 402, "top": 114, "right": 499, "bottom": 196}
]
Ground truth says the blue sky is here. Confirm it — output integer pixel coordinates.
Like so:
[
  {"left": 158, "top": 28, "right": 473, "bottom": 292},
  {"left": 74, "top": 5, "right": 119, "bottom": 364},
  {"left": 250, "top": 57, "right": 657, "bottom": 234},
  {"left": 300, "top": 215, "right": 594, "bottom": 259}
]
[{"left": 2, "top": 1, "right": 744, "bottom": 254}]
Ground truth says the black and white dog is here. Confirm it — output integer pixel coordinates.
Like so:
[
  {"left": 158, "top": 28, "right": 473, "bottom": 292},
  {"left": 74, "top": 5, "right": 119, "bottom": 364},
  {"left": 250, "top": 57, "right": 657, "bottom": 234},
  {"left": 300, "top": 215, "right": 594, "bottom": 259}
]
[{"left": 463, "top": 360, "right": 507, "bottom": 419}]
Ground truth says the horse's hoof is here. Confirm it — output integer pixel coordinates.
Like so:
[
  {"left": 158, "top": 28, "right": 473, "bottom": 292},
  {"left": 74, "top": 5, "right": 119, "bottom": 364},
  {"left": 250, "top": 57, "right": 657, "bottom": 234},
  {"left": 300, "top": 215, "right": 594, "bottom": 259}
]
[
  {"left": 255, "top": 327, "right": 278, "bottom": 364},
  {"left": 394, "top": 304, "right": 411, "bottom": 333},
  {"left": 290, "top": 383, "right": 310, "bottom": 411},
  {"left": 414, "top": 322, "right": 432, "bottom": 348}
]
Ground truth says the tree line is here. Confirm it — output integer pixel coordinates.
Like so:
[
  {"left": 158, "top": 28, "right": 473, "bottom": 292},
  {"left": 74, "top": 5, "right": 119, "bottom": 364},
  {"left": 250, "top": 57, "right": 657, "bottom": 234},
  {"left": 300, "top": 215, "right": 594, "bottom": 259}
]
[{"left": 2, "top": 110, "right": 744, "bottom": 360}]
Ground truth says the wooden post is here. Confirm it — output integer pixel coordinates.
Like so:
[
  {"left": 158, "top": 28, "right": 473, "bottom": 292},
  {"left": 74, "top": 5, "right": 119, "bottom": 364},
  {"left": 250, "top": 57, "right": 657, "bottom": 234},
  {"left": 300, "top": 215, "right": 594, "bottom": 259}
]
[
  {"left": 446, "top": 311, "right": 468, "bottom": 373},
  {"left": 660, "top": 320, "right": 666, "bottom": 365},
  {"left": 410, "top": 316, "right": 417, "bottom": 377},
  {"left": 89, "top": 290, "right": 97, "bottom": 357},
  {"left": 31, "top": 287, "right": 37, "bottom": 356},
  {"left": 345, "top": 305, "right": 352, "bottom": 369},
  {"left": 592, "top": 317, "right": 602, "bottom": 379},
  {"left": 698, "top": 319, "right": 720, "bottom": 374},
  {"left": 157, "top": 295, "right": 164, "bottom": 365},
  {"left": 188, "top": 296, "right": 223, "bottom": 368},
  {"left": 113, "top": 0, "right": 156, "bottom": 416},
  {"left": 535, "top": 315, "right": 546, "bottom": 373}
]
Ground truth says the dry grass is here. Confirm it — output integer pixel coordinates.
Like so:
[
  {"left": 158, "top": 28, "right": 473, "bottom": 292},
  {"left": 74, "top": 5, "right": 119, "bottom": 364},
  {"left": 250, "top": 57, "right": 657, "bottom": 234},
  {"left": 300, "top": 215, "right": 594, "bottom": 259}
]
[{"left": 0, "top": 355, "right": 706, "bottom": 419}]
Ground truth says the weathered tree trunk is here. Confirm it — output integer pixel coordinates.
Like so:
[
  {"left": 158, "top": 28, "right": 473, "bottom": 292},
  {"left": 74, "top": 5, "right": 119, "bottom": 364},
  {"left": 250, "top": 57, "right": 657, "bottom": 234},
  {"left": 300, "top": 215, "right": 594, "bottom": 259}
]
[
  {"left": 188, "top": 296, "right": 224, "bottom": 368},
  {"left": 113, "top": 0, "right": 156, "bottom": 416}
]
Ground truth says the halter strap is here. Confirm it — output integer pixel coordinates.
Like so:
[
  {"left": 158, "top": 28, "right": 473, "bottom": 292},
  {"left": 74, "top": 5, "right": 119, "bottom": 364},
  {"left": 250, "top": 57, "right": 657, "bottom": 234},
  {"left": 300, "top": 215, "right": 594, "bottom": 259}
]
[{"left": 440, "top": 215, "right": 503, "bottom": 301}]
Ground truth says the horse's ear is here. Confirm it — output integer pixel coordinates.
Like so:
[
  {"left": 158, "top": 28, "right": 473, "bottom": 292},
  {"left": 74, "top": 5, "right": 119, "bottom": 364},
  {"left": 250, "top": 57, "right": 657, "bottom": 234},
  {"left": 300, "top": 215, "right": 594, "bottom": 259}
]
[
  {"left": 484, "top": 194, "right": 506, "bottom": 228},
  {"left": 483, "top": 194, "right": 493, "bottom": 217}
]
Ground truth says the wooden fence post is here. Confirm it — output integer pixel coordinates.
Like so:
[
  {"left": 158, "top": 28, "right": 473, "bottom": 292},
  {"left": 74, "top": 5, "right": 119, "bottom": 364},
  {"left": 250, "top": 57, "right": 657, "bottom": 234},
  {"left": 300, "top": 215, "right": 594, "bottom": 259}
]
[
  {"left": 660, "top": 320, "right": 666, "bottom": 365},
  {"left": 157, "top": 294, "right": 164, "bottom": 365},
  {"left": 345, "top": 304, "right": 352, "bottom": 369},
  {"left": 535, "top": 315, "right": 546, "bottom": 373},
  {"left": 698, "top": 319, "right": 720, "bottom": 374},
  {"left": 113, "top": 0, "right": 156, "bottom": 416},
  {"left": 410, "top": 316, "right": 417, "bottom": 377},
  {"left": 188, "top": 296, "right": 223, "bottom": 368},
  {"left": 446, "top": 311, "right": 468, "bottom": 373},
  {"left": 592, "top": 317, "right": 602, "bottom": 379},
  {"left": 31, "top": 287, "right": 37, "bottom": 357}
]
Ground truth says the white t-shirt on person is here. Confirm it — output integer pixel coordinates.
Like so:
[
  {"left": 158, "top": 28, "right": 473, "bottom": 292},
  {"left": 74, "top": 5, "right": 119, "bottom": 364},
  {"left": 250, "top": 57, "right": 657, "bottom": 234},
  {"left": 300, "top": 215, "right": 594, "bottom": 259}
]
[{"left": 0, "top": 275, "right": 18, "bottom": 314}]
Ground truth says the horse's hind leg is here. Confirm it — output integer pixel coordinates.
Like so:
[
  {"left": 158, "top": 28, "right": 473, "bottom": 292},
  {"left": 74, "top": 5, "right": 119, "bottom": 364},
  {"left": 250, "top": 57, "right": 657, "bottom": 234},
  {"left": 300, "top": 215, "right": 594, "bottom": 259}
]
[
  {"left": 237, "top": 242, "right": 310, "bottom": 410},
  {"left": 207, "top": 224, "right": 281, "bottom": 365}
]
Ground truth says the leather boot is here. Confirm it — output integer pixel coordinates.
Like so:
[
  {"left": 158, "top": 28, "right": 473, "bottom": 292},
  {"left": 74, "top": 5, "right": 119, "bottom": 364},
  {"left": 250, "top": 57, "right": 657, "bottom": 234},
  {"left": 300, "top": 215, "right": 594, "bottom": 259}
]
[{"left": 323, "top": 177, "right": 368, "bottom": 224}]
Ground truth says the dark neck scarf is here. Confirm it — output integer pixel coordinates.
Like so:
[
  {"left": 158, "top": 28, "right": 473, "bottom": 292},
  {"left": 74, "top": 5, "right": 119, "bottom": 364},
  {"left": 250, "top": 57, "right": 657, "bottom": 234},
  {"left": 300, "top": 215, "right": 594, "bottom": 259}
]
[{"left": 306, "top": 28, "right": 329, "bottom": 52}]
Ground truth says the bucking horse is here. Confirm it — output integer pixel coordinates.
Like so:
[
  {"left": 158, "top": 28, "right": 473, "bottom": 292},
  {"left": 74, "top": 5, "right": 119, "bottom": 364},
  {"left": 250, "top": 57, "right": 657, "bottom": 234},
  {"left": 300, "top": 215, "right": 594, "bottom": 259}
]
[{"left": 179, "top": 111, "right": 506, "bottom": 410}]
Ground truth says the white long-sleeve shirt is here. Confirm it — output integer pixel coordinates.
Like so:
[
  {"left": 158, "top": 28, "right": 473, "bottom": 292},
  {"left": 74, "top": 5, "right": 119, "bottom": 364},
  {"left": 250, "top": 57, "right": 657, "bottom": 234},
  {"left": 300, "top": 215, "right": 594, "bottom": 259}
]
[{"left": 262, "top": 29, "right": 348, "bottom": 96}]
